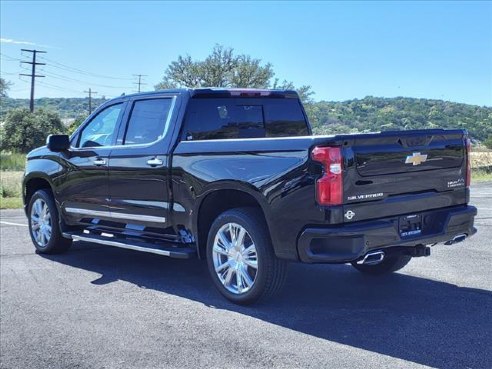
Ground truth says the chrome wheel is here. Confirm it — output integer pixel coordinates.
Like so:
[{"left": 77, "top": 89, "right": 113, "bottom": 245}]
[
  {"left": 30, "top": 198, "right": 52, "bottom": 247},
  {"left": 212, "top": 222, "right": 258, "bottom": 295}
]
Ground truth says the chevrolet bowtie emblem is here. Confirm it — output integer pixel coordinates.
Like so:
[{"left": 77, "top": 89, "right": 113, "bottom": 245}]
[{"left": 405, "top": 152, "right": 428, "bottom": 166}]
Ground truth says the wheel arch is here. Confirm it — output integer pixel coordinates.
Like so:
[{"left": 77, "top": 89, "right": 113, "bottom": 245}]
[
  {"left": 23, "top": 174, "right": 55, "bottom": 212},
  {"left": 194, "top": 183, "right": 272, "bottom": 259}
]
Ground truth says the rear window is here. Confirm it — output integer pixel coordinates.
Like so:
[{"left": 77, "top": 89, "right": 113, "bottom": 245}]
[
  {"left": 183, "top": 98, "right": 308, "bottom": 140},
  {"left": 263, "top": 99, "right": 308, "bottom": 137}
]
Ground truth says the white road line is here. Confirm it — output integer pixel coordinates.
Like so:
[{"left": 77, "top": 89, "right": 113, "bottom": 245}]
[{"left": 0, "top": 221, "right": 28, "bottom": 227}]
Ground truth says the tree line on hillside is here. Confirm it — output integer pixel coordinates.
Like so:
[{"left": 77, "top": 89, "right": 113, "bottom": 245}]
[
  {"left": 307, "top": 97, "right": 492, "bottom": 140},
  {"left": 0, "top": 96, "right": 108, "bottom": 120},
  {"left": 1, "top": 45, "right": 491, "bottom": 153}
]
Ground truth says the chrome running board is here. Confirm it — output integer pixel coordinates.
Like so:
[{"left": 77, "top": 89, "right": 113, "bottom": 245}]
[{"left": 64, "top": 232, "right": 196, "bottom": 259}]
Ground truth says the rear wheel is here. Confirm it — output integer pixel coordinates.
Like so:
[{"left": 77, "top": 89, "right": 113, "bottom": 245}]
[
  {"left": 206, "top": 207, "right": 287, "bottom": 305},
  {"left": 351, "top": 254, "right": 412, "bottom": 275},
  {"left": 28, "top": 189, "right": 72, "bottom": 254}
]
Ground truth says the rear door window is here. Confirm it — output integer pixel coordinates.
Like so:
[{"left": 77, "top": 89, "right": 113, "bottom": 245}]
[{"left": 183, "top": 98, "right": 308, "bottom": 140}]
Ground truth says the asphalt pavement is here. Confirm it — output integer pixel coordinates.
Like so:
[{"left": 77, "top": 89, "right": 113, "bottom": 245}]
[{"left": 1, "top": 183, "right": 491, "bottom": 369}]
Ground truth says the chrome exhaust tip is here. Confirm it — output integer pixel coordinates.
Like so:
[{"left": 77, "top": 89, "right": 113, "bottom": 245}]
[
  {"left": 444, "top": 233, "right": 467, "bottom": 246},
  {"left": 357, "top": 251, "right": 385, "bottom": 265}
]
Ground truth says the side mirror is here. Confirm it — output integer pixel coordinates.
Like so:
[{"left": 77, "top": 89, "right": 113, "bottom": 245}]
[{"left": 47, "top": 134, "right": 70, "bottom": 152}]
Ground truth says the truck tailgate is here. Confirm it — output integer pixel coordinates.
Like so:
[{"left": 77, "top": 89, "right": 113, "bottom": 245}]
[{"left": 336, "top": 130, "right": 468, "bottom": 222}]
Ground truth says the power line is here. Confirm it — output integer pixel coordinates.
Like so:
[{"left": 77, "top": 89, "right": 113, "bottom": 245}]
[
  {"left": 0, "top": 53, "right": 22, "bottom": 62},
  {"left": 3, "top": 52, "right": 132, "bottom": 97},
  {"left": 9, "top": 88, "right": 30, "bottom": 92},
  {"left": 133, "top": 74, "right": 147, "bottom": 93},
  {"left": 41, "top": 69, "right": 130, "bottom": 89},
  {"left": 37, "top": 80, "right": 82, "bottom": 94},
  {"left": 84, "top": 88, "right": 98, "bottom": 115},
  {"left": 2, "top": 52, "right": 132, "bottom": 82},
  {"left": 19, "top": 49, "right": 46, "bottom": 112},
  {"left": 31, "top": 80, "right": 115, "bottom": 99},
  {"left": 38, "top": 56, "right": 134, "bottom": 81}
]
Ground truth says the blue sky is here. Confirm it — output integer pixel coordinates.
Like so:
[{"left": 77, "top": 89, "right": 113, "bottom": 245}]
[{"left": 1, "top": 1, "right": 491, "bottom": 106}]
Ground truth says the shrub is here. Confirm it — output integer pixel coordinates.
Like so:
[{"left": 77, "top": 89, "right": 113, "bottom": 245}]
[{"left": 0, "top": 108, "right": 66, "bottom": 153}]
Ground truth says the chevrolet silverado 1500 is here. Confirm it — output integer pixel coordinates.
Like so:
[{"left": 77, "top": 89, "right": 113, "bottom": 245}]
[{"left": 23, "top": 89, "right": 477, "bottom": 304}]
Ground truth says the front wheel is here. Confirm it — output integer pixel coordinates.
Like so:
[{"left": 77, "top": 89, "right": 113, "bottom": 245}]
[
  {"left": 28, "top": 189, "right": 72, "bottom": 254},
  {"left": 206, "top": 207, "right": 287, "bottom": 305}
]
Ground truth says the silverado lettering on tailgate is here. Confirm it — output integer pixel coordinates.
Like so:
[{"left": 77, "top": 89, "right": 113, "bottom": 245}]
[{"left": 347, "top": 192, "right": 384, "bottom": 201}]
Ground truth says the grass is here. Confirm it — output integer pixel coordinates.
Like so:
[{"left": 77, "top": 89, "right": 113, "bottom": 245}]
[
  {"left": 472, "top": 167, "right": 492, "bottom": 183},
  {"left": 0, "top": 197, "right": 23, "bottom": 209},
  {"left": 0, "top": 171, "right": 23, "bottom": 209},
  {"left": 0, "top": 152, "right": 26, "bottom": 171},
  {"left": 0, "top": 171, "right": 23, "bottom": 197},
  {"left": 0, "top": 154, "right": 26, "bottom": 209}
]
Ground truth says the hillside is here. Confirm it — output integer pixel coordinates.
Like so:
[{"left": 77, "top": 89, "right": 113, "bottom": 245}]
[
  {"left": 306, "top": 97, "right": 492, "bottom": 141},
  {"left": 1, "top": 96, "right": 491, "bottom": 141},
  {"left": 0, "top": 97, "right": 108, "bottom": 120}
]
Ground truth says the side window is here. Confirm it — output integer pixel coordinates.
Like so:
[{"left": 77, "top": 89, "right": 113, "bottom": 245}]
[
  {"left": 263, "top": 99, "right": 309, "bottom": 137},
  {"left": 183, "top": 99, "right": 265, "bottom": 140},
  {"left": 123, "top": 98, "right": 173, "bottom": 145},
  {"left": 77, "top": 103, "right": 124, "bottom": 148}
]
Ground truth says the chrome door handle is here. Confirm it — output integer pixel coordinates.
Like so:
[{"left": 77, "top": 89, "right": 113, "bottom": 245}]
[
  {"left": 93, "top": 159, "right": 106, "bottom": 166},
  {"left": 146, "top": 158, "right": 163, "bottom": 167}
]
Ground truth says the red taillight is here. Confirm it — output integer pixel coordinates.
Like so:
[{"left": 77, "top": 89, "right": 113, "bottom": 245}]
[
  {"left": 311, "top": 146, "right": 343, "bottom": 206},
  {"left": 466, "top": 138, "right": 471, "bottom": 188}
]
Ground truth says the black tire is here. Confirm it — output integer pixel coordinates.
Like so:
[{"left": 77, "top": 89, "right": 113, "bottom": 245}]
[
  {"left": 27, "top": 189, "right": 72, "bottom": 254},
  {"left": 351, "top": 254, "right": 412, "bottom": 275},
  {"left": 206, "top": 207, "right": 287, "bottom": 305}
]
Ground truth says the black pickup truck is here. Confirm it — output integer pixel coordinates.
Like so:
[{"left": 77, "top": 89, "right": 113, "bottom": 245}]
[{"left": 23, "top": 88, "right": 477, "bottom": 304}]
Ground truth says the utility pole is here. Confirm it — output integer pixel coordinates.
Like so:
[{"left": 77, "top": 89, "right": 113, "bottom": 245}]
[
  {"left": 133, "top": 74, "right": 147, "bottom": 93},
  {"left": 19, "top": 49, "right": 46, "bottom": 112},
  {"left": 83, "top": 88, "right": 98, "bottom": 114}
]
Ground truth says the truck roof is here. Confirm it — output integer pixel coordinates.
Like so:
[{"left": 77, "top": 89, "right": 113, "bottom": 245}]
[{"left": 123, "top": 88, "right": 300, "bottom": 99}]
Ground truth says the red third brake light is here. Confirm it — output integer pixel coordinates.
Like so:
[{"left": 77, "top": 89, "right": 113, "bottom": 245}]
[
  {"left": 311, "top": 146, "right": 343, "bottom": 206},
  {"left": 466, "top": 137, "right": 471, "bottom": 188}
]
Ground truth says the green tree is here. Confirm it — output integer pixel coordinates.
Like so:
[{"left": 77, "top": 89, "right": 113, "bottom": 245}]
[
  {"left": 156, "top": 45, "right": 274, "bottom": 89},
  {"left": 155, "top": 44, "right": 313, "bottom": 102},
  {"left": 67, "top": 115, "right": 86, "bottom": 135},
  {"left": 272, "top": 79, "right": 314, "bottom": 104},
  {"left": 0, "top": 108, "right": 66, "bottom": 153},
  {"left": 0, "top": 78, "right": 12, "bottom": 98}
]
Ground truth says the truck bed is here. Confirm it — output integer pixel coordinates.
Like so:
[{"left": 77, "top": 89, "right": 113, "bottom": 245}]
[{"left": 172, "top": 128, "right": 470, "bottom": 261}]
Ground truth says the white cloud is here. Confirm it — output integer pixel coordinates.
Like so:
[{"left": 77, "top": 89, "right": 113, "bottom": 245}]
[
  {"left": 0, "top": 38, "right": 59, "bottom": 49},
  {"left": 0, "top": 38, "right": 37, "bottom": 46}
]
